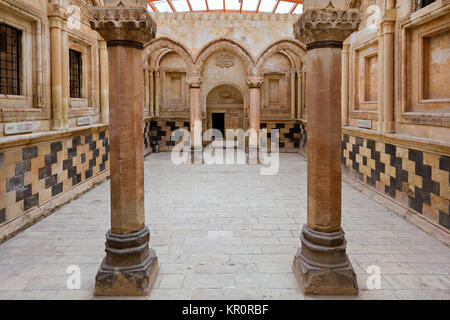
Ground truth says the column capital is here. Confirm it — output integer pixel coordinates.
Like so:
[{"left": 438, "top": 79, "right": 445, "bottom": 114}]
[
  {"left": 247, "top": 75, "right": 263, "bottom": 88},
  {"left": 381, "top": 9, "right": 396, "bottom": 34},
  {"left": 293, "top": 8, "right": 360, "bottom": 50},
  {"left": 88, "top": 6, "right": 157, "bottom": 45},
  {"left": 186, "top": 76, "right": 202, "bottom": 88},
  {"left": 98, "top": 39, "right": 108, "bottom": 51},
  {"left": 47, "top": 3, "right": 67, "bottom": 20}
]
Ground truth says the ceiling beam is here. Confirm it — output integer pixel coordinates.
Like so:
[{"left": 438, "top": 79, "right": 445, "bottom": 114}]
[
  {"left": 167, "top": 0, "right": 176, "bottom": 12},
  {"left": 256, "top": 0, "right": 261, "bottom": 13},
  {"left": 289, "top": 2, "right": 298, "bottom": 13},
  {"left": 205, "top": 0, "right": 209, "bottom": 11},
  {"left": 240, "top": 0, "right": 243, "bottom": 13},
  {"left": 272, "top": 0, "right": 280, "bottom": 13},
  {"left": 147, "top": 0, "right": 158, "bottom": 12},
  {"left": 186, "top": 0, "right": 193, "bottom": 11}
]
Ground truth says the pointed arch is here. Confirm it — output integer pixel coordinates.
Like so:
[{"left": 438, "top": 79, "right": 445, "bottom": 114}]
[
  {"left": 256, "top": 39, "right": 306, "bottom": 71},
  {"left": 143, "top": 37, "right": 194, "bottom": 68},
  {"left": 194, "top": 38, "right": 256, "bottom": 72}
]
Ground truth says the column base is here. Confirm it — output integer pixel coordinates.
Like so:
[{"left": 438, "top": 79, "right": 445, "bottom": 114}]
[
  {"left": 52, "top": 119, "right": 64, "bottom": 130},
  {"left": 292, "top": 225, "right": 358, "bottom": 296},
  {"left": 191, "top": 146, "right": 203, "bottom": 165},
  {"left": 94, "top": 226, "right": 159, "bottom": 296},
  {"left": 248, "top": 146, "right": 260, "bottom": 165},
  {"left": 382, "top": 121, "right": 395, "bottom": 133}
]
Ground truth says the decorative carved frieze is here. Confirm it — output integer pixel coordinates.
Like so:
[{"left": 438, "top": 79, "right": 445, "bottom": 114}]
[
  {"left": 88, "top": 6, "right": 157, "bottom": 44},
  {"left": 293, "top": 8, "right": 361, "bottom": 45}
]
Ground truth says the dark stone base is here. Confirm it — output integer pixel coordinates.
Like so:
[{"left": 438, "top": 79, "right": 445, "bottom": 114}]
[
  {"left": 191, "top": 146, "right": 203, "bottom": 165},
  {"left": 248, "top": 146, "right": 260, "bottom": 165},
  {"left": 94, "top": 226, "right": 159, "bottom": 296},
  {"left": 292, "top": 225, "right": 358, "bottom": 296}
]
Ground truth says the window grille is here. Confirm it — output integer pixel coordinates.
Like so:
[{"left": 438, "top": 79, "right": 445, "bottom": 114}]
[
  {"left": 0, "top": 24, "right": 21, "bottom": 95},
  {"left": 69, "top": 49, "right": 82, "bottom": 98}
]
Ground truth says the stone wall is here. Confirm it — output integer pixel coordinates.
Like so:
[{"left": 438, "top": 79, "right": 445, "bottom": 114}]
[
  {"left": 342, "top": 129, "right": 449, "bottom": 232},
  {"left": 0, "top": 125, "right": 110, "bottom": 241}
]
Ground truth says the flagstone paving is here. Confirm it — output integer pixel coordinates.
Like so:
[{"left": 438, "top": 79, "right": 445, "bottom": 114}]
[{"left": 0, "top": 153, "right": 449, "bottom": 300}]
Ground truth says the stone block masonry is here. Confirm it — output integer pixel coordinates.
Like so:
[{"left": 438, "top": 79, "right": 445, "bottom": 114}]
[
  {"left": 342, "top": 129, "right": 450, "bottom": 233},
  {"left": 0, "top": 125, "right": 110, "bottom": 242}
]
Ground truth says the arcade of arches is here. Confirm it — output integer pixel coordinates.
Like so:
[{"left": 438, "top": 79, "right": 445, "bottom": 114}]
[{"left": 0, "top": 0, "right": 449, "bottom": 298}]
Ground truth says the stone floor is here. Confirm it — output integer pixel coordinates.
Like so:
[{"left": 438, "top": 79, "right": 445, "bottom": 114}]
[{"left": 0, "top": 153, "right": 449, "bottom": 300}]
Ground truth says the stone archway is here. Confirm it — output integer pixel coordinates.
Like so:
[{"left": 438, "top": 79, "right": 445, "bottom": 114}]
[{"left": 205, "top": 83, "right": 246, "bottom": 139}]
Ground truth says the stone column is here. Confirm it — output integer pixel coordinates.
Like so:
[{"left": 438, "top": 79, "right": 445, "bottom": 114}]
[
  {"left": 99, "top": 39, "right": 110, "bottom": 123},
  {"left": 48, "top": 3, "right": 66, "bottom": 130},
  {"left": 61, "top": 20, "right": 69, "bottom": 129},
  {"left": 149, "top": 68, "right": 154, "bottom": 117},
  {"left": 377, "top": 27, "right": 384, "bottom": 132},
  {"left": 187, "top": 71, "right": 203, "bottom": 164},
  {"left": 292, "top": 2, "right": 360, "bottom": 295},
  {"left": 297, "top": 68, "right": 302, "bottom": 119},
  {"left": 341, "top": 43, "right": 350, "bottom": 126},
  {"left": 247, "top": 74, "right": 263, "bottom": 164},
  {"left": 381, "top": 10, "right": 396, "bottom": 133},
  {"left": 88, "top": 2, "right": 158, "bottom": 296},
  {"left": 144, "top": 67, "right": 150, "bottom": 115},
  {"left": 154, "top": 70, "right": 160, "bottom": 116},
  {"left": 290, "top": 69, "right": 296, "bottom": 119}
]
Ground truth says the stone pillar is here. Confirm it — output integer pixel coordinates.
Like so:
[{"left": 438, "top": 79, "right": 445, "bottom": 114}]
[
  {"left": 297, "top": 68, "right": 302, "bottom": 119},
  {"left": 61, "top": 20, "right": 69, "bottom": 129},
  {"left": 291, "top": 69, "right": 296, "bottom": 119},
  {"left": 187, "top": 71, "right": 203, "bottom": 164},
  {"left": 48, "top": 3, "right": 66, "bottom": 130},
  {"left": 154, "top": 70, "right": 160, "bottom": 116},
  {"left": 247, "top": 74, "right": 263, "bottom": 164},
  {"left": 88, "top": 2, "right": 158, "bottom": 296},
  {"left": 99, "top": 39, "right": 110, "bottom": 123},
  {"left": 292, "top": 3, "right": 360, "bottom": 295},
  {"left": 381, "top": 10, "right": 396, "bottom": 133},
  {"left": 144, "top": 67, "right": 150, "bottom": 115},
  {"left": 341, "top": 43, "right": 350, "bottom": 126},
  {"left": 149, "top": 68, "right": 154, "bottom": 117},
  {"left": 377, "top": 27, "right": 384, "bottom": 132}
]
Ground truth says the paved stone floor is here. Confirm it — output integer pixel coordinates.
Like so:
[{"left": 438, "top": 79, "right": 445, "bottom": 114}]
[{"left": 0, "top": 153, "right": 449, "bottom": 300}]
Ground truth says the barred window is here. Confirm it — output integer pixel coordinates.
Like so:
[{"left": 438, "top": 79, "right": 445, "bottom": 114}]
[
  {"left": 69, "top": 49, "right": 82, "bottom": 98},
  {"left": 0, "top": 24, "right": 21, "bottom": 95}
]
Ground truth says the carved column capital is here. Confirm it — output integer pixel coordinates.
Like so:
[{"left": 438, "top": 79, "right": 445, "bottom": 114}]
[
  {"left": 247, "top": 75, "right": 263, "bottom": 88},
  {"left": 88, "top": 6, "right": 157, "bottom": 46},
  {"left": 293, "top": 8, "right": 360, "bottom": 50},
  {"left": 47, "top": 3, "right": 68, "bottom": 20},
  {"left": 186, "top": 76, "right": 202, "bottom": 88}
]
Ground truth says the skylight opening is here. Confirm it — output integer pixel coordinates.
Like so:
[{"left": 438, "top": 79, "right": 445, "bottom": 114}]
[
  {"left": 292, "top": 3, "right": 303, "bottom": 14},
  {"left": 172, "top": 0, "right": 190, "bottom": 12},
  {"left": 207, "top": 0, "right": 223, "bottom": 10},
  {"left": 258, "top": 0, "right": 277, "bottom": 12},
  {"left": 226, "top": 0, "right": 241, "bottom": 11},
  {"left": 190, "top": 0, "right": 207, "bottom": 11},
  {"left": 154, "top": 0, "right": 173, "bottom": 12},
  {"left": 241, "top": 0, "right": 258, "bottom": 11},
  {"left": 276, "top": 1, "right": 294, "bottom": 14}
]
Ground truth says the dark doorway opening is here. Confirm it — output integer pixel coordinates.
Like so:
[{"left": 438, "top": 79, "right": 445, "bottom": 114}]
[{"left": 212, "top": 113, "right": 225, "bottom": 137}]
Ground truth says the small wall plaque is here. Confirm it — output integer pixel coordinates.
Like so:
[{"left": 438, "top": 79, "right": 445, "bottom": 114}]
[
  {"left": 357, "top": 119, "right": 372, "bottom": 129},
  {"left": 5, "top": 121, "right": 35, "bottom": 135},
  {"left": 77, "top": 117, "right": 91, "bottom": 126}
]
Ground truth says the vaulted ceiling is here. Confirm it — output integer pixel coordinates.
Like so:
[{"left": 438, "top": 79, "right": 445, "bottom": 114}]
[{"left": 147, "top": 0, "right": 304, "bottom": 14}]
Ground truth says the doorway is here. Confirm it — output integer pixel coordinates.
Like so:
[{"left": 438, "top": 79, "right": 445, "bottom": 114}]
[{"left": 212, "top": 113, "right": 225, "bottom": 137}]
